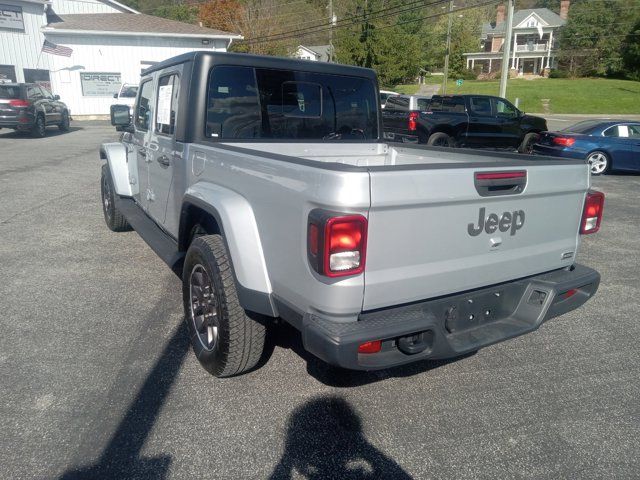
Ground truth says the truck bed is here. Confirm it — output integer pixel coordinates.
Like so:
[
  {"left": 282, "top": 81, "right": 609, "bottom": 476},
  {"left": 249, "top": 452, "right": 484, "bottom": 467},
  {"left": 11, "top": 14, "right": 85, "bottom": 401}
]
[{"left": 194, "top": 141, "right": 589, "bottom": 313}]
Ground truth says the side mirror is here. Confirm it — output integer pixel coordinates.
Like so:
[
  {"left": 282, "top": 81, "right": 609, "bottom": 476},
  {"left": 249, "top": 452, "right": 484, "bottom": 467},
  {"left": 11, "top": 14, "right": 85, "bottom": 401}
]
[
  {"left": 113, "top": 93, "right": 119, "bottom": 99},
  {"left": 53, "top": 94, "right": 60, "bottom": 100},
  {"left": 110, "top": 104, "right": 132, "bottom": 128}
]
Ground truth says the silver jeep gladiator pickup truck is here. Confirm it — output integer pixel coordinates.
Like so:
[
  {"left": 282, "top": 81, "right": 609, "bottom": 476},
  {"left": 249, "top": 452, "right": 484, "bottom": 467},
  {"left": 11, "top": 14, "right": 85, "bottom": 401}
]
[{"left": 101, "top": 52, "right": 603, "bottom": 377}]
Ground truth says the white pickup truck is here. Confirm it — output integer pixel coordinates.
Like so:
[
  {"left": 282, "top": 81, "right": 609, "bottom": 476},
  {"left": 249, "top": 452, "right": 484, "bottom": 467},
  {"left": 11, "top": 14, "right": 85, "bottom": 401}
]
[{"left": 102, "top": 52, "right": 602, "bottom": 377}]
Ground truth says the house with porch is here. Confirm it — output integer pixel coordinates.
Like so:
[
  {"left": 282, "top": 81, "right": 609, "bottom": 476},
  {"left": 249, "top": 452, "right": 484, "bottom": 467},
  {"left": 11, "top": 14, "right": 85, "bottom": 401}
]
[{"left": 463, "top": 1, "right": 569, "bottom": 76}]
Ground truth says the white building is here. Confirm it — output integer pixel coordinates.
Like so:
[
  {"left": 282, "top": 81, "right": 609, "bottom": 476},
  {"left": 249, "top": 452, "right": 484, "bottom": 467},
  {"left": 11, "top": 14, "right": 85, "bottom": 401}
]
[
  {"left": 293, "top": 45, "right": 332, "bottom": 62},
  {"left": 463, "top": 2, "right": 569, "bottom": 76},
  {"left": 0, "top": 0, "right": 241, "bottom": 116}
]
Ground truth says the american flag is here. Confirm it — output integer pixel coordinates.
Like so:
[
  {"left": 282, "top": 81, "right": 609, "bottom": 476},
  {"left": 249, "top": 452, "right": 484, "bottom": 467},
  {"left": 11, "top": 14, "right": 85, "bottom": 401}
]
[{"left": 42, "top": 40, "right": 73, "bottom": 57}]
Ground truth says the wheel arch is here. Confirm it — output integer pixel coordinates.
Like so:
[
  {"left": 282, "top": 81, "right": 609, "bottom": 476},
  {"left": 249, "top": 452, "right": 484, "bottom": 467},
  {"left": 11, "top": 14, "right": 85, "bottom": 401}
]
[
  {"left": 180, "top": 184, "right": 276, "bottom": 317},
  {"left": 100, "top": 142, "right": 135, "bottom": 197}
]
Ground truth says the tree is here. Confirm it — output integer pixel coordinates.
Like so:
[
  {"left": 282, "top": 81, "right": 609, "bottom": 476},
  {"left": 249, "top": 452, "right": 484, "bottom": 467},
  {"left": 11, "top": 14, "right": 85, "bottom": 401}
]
[
  {"left": 557, "top": 0, "right": 640, "bottom": 77},
  {"left": 198, "top": 0, "right": 244, "bottom": 33},
  {"left": 154, "top": 4, "right": 198, "bottom": 23},
  {"left": 621, "top": 19, "right": 640, "bottom": 79}
]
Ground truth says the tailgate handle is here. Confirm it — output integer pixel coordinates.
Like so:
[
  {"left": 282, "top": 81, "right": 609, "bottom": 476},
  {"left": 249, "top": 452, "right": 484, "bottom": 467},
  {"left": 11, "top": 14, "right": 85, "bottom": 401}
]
[{"left": 474, "top": 170, "right": 526, "bottom": 197}]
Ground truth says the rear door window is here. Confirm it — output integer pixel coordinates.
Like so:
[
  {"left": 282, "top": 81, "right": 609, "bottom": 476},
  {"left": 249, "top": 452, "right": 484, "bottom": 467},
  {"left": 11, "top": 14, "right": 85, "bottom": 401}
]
[
  {"left": 27, "top": 86, "right": 43, "bottom": 100},
  {"left": 469, "top": 97, "right": 492, "bottom": 115},
  {"left": 155, "top": 73, "right": 180, "bottom": 136}
]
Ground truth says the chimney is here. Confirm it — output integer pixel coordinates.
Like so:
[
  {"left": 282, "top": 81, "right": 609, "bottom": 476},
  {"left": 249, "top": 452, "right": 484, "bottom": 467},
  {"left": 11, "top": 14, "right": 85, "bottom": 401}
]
[
  {"left": 496, "top": 4, "right": 505, "bottom": 24},
  {"left": 560, "top": 0, "right": 570, "bottom": 20}
]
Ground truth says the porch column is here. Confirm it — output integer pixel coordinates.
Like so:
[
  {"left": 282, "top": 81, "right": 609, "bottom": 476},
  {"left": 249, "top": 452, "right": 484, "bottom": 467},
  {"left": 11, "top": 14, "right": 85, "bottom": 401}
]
[
  {"left": 547, "top": 30, "right": 554, "bottom": 68},
  {"left": 471, "top": 58, "right": 475, "bottom": 69},
  {"left": 467, "top": 58, "right": 470, "bottom": 69},
  {"left": 512, "top": 33, "right": 517, "bottom": 68},
  {"left": 489, "top": 58, "right": 492, "bottom": 72}
]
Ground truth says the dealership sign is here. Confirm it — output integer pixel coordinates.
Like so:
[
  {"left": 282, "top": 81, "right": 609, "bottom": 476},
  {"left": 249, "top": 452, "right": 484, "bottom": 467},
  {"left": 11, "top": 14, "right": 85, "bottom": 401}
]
[
  {"left": 80, "top": 72, "right": 121, "bottom": 97},
  {"left": 0, "top": 4, "right": 24, "bottom": 32}
]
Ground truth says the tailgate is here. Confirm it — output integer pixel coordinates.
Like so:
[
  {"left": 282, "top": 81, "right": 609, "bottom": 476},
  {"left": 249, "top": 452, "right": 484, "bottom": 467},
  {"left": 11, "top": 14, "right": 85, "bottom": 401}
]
[{"left": 363, "top": 161, "right": 590, "bottom": 311}]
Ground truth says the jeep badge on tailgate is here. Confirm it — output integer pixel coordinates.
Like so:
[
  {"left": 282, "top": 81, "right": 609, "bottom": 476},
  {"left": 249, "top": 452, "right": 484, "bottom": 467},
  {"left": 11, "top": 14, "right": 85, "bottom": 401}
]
[{"left": 468, "top": 207, "right": 525, "bottom": 236}]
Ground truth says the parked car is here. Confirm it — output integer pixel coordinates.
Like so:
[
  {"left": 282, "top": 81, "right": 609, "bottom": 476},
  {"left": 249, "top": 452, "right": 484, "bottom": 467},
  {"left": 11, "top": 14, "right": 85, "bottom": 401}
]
[
  {"left": 533, "top": 120, "right": 640, "bottom": 175},
  {"left": 379, "top": 89, "right": 399, "bottom": 109},
  {"left": 0, "top": 83, "right": 70, "bottom": 137},
  {"left": 112, "top": 83, "right": 138, "bottom": 109},
  {"left": 102, "top": 51, "right": 601, "bottom": 378},
  {"left": 383, "top": 94, "right": 546, "bottom": 152}
]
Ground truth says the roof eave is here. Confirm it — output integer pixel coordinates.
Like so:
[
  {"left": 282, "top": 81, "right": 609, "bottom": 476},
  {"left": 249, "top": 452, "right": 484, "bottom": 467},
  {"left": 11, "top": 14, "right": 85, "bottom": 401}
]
[{"left": 42, "top": 28, "right": 243, "bottom": 40}]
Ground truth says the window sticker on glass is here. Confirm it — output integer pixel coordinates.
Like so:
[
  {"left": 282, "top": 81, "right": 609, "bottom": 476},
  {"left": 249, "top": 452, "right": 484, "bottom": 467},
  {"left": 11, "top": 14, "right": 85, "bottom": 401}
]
[
  {"left": 157, "top": 84, "right": 173, "bottom": 126},
  {"left": 218, "top": 86, "right": 229, "bottom": 94}
]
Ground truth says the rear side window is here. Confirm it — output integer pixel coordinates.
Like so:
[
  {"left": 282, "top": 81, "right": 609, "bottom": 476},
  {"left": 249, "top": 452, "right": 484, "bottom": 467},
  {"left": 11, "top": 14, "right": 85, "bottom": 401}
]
[
  {"left": 206, "top": 65, "right": 378, "bottom": 140},
  {"left": 155, "top": 73, "right": 179, "bottom": 136},
  {"left": 428, "top": 96, "right": 465, "bottom": 113},
  {"left": 0, "top": 85, "right": 21, "bottom": 99},
  {"left": 135, "top": 80, "right": 153, "bottom": 131},
  {"left": 417, "top": 98, "right": 429, "bottom": 111},
  {"left": 27, "top": 86, "right": 43, "bottom": 100}
]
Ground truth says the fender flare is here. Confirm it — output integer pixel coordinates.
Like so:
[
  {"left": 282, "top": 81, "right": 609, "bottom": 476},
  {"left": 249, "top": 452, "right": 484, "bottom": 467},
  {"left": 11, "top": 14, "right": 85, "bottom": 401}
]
[
  {"left": 100, "top": 142, "right": 135, "bottom": 197},
  {"left": 182, "top": 182, "right": 276, "bottom": 317}
]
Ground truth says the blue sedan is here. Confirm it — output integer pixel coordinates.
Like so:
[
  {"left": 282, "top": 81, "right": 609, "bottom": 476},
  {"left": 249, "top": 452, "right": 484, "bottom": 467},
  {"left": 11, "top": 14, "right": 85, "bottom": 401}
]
[{"left": 533, "top": 120, "right": 640, "bottom": 175}]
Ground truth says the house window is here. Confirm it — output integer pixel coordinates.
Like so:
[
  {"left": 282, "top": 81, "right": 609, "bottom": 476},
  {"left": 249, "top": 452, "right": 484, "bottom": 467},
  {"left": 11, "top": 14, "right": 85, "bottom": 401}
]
[{"left": 527, "top": 18, "right": 538, "bottom": 27}]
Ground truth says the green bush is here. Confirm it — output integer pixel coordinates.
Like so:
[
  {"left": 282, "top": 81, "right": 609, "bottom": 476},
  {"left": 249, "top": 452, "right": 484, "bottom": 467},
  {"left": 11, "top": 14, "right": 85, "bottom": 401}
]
[{"left": 548, "top": 69, "right": 569, "bottom": 78}]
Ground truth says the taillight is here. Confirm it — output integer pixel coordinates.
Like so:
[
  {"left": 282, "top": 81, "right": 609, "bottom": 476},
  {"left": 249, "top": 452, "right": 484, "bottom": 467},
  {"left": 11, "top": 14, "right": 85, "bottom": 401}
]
[
  {"left": 307, "top": 210, "right": 367, "bottom": 277},
  {"left": 9, "top": 99, "right": 30, "bottom": 108},
  {"left": 408, "top": 111, "right": 419, "bottom": 132},
  {"left": 580, "top": 190, "right": 604, "bottom": 234},
  {"left": 552, "top": 136, "right": 576, "bottom": 147}
]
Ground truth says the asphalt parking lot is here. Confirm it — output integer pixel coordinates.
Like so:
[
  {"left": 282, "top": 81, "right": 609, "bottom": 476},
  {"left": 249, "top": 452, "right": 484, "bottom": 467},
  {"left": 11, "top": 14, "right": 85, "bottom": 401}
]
[{"left": 1, "top": 123, "right": 639, "bottom": 480}]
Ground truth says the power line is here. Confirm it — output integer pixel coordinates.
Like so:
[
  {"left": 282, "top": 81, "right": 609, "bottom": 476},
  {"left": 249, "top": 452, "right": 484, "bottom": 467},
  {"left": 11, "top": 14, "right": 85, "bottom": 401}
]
[
  {"left": 243, "top": 0, "right": 498, "bottom": 45},
  {"left": 242, "top": 0, "right": 455, "bottom": 44}
]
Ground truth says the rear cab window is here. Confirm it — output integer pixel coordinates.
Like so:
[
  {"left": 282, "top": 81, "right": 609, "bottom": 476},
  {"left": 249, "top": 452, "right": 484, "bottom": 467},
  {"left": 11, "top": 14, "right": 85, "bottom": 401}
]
[{"left": 206, "top": 65, "right": 379, "bottom": 140}]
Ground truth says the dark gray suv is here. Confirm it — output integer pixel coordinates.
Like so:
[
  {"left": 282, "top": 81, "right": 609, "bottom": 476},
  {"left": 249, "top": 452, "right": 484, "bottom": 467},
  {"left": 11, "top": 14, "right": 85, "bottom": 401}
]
[{"left": 0, "top": 83, "right": 70, "bottom": 137}]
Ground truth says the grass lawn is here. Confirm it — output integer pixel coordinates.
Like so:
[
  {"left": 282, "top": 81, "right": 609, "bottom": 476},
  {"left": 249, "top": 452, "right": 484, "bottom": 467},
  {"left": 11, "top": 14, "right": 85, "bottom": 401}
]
[{"left": 392, "top": 78, "right": 640, "bottom": 114}]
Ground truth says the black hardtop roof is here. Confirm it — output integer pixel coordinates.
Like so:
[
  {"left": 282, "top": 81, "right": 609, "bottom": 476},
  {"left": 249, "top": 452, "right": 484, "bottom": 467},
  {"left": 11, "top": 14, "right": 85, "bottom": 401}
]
[{"left": 142, "top": 51, "right": 378, "bottom": 80}]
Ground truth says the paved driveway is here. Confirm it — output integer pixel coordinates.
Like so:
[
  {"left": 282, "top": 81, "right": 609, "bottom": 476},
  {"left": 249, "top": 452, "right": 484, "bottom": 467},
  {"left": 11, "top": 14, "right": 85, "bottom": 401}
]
[{"left": 1, "top": 123, "right": 638, "bottom": 479}]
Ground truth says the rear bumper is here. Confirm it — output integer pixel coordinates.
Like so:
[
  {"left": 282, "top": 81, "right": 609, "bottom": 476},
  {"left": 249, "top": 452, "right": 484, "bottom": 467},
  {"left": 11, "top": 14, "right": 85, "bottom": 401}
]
[
  {"left": 0, "top": 115, "right": 34, "bottom": 130},
  {"left": 302, "top": 264, "right": 600, "bottom": 370},
  {"left": 532, "top": 144, "right": 585, "bottom": 159}
]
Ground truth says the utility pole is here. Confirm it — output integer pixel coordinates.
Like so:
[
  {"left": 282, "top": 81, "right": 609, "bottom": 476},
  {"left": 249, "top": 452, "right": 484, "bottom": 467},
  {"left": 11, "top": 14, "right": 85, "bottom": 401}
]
[
  {"left": 499, "top": 0, "right": 515, "bottom": 98},
  {"left": 442, "top": 0, "right": 454, "bottom": 95},
  {"left": 328, "top": 0, "right": 335, "bottom": 62}
]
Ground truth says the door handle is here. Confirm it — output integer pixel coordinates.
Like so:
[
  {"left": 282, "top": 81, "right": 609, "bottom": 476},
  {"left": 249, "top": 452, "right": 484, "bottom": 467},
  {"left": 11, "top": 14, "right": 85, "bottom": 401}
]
[{"left": 157, "top": 155, "right": 170, "bottom": 167}]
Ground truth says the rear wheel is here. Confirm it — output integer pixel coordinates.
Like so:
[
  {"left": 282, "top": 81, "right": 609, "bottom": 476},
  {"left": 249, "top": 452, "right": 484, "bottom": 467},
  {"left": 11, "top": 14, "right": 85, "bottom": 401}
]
[
  {"left": 31, "top": 115, "right": 46, "bottom": 138},
  {"left": 518, "top": 132, "right": 539, "bottom": 154},
  {"left": 427, "top": 132, "right": 453, "bottom": 147},
  {"left": 183, "top": 235, "right": 266, "bottom": 377},
  {"left": 587, "top": 151, "right": 610, "bottom": 175}
]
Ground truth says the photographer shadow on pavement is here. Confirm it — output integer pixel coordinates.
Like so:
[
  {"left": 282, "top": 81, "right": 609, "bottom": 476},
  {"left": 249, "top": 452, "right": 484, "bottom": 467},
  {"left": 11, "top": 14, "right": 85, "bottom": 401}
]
[{"left": 269, "top": 396, "right": 413, "bottom": 480}]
